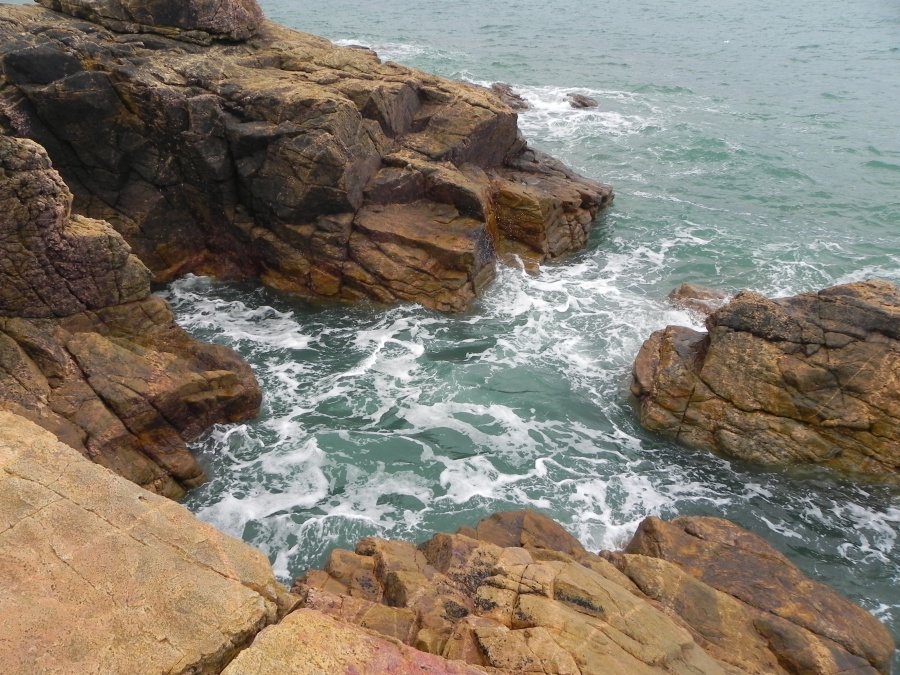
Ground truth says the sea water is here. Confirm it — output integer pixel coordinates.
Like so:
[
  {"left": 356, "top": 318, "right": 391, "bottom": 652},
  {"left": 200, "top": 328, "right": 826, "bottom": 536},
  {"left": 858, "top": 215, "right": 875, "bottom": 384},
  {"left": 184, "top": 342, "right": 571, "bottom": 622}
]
[{"left": 157, "top": 0, "right": 900, "bottom": 656}]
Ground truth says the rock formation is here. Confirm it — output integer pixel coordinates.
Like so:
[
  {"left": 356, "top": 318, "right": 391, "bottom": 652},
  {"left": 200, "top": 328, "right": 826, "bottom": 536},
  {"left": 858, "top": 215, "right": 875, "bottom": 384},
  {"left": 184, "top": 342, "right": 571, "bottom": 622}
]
[
  {"left": 289, "top": 509, "right": 894, "bottom": 675},
  {"left": 667, "top": 282, "right": 730, "bottom": 317},
  {"left": 632, "top": 280, "right": 900, "bottom": 479},
  {"left": 490, "top": 83, "right": 530, "bottom": 111},
  {"left": 2, "top": 449, "right": 892, "bottom": 675},
  {"left": 0, "top": 411, "right": 293, "bottom": 674},
  {"left": 567, "top": 93, "right": 599, "bottom": 109},
  {"left": 34, "top": 0, "right": 265, "bottom": 43},
  {"left": 0, "top": 134, "right": 260, "bottom": 497},
  {"left": 0, "top": 3, "right": 613, "bottom": 312}
]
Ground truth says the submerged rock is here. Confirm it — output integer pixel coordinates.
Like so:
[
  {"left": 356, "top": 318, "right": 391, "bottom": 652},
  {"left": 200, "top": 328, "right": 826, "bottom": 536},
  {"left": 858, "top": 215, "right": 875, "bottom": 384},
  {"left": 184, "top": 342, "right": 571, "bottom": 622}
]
[
  {"left": 631, "top": 280, "right": 900, "bottom": 479},
  {"left": 0, "top": 4, "right": 613, "bottom": 312},
  {"left": 0, "top": 411, "right": 292, "bottom": 674},
  {"left": 567, "top": 93, "right": 599, "bottom": 108},
  {"left": 289, "top": 509, "right": 893, "bottom": 674},
  {"left": 0, "top": 135, "right": 260, "bottom": 497}
]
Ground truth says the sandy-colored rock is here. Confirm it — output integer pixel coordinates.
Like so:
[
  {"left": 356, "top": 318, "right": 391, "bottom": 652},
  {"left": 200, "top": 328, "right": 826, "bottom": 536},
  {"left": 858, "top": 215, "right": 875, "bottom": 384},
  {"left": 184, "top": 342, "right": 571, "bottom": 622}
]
[
  {"left": 291, "top": 510, "right": 893, "bottom": 675},
  {"left": 0, "top": 5, "right": 613, "bottom": 311},
  {"left": 221, "top": 608, "right": 487, "bottom": 675},
  {"left": 0, "top": 134, "right": 260, "bottom": 497},
  {"left": 0, "top": 411, "right": 288, "bottom": 675},
  {"left": 632, "top": 280, "right": 900, "bottom": 479},
  {"left": 621, "top": 515, "right": 894, "bottom": 674}
]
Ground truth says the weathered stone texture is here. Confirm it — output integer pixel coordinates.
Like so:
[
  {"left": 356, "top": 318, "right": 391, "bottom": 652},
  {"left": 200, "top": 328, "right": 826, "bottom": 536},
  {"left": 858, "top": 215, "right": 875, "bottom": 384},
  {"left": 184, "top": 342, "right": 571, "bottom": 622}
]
[
  {"left": 222, "top": 609, "right": 488, "bottom": 675},
  {"left": 0, "top": 411, "right": 289, "bottom": 675},
  {"left": 0, "top": 4, "right": 613, "bottom": 311},
  {"left": 289, "top": 509, "right": 893, "bottom": 675},
  {"left": 632, "top": 280, "right": 900, "bottom": 478},
  {"left": 0, "top": 134, "right": 260, "bottom": 497},
  {"left": 35, "top": 0, "right": 265, "bottom": 43}
]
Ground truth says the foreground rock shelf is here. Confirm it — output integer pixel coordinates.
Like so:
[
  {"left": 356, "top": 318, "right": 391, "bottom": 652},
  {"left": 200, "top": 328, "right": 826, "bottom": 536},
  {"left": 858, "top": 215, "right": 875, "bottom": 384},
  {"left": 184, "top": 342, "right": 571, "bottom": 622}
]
[
  {"left": 0, "top": 411, "right": 292, "bottom": 674},
  {"left": 0, "top": 2, "right": 612, "bottom": 312},
  {"left": 632, "top": 280, "right": 900, "bottom": 480},
  {"left": 1, "top": 415, "right": 893, "bottom": 673},
  {"left": 0, "top": 134, "right": 260, "bottom": 497}
]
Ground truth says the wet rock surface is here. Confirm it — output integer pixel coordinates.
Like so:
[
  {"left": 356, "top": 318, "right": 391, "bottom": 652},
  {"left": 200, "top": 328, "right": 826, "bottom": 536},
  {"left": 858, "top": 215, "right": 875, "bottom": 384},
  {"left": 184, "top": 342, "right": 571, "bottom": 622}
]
[
  {"left": 667, "top": 282, "right": 730, "bottom": 317},
  {"left": 489, "top": 82, "right": 530, "bottom": 111},
  {"left": 632, "top": 280, "right": 900, "bottom": 479},
  {"left": 0, "top": 411, "right": 291, "bottom": 675},
  {"left": 290, "top": 509, "right": 893, "bottom": 675},
  {"left": 567, "top": 93, "right": 599, "bottom": 108},
  {"left": 0, "top": 135, "right": 260, "bottom": 497},
  {"left": 0, "top": 4, "right": 613, "bottom": 312}
]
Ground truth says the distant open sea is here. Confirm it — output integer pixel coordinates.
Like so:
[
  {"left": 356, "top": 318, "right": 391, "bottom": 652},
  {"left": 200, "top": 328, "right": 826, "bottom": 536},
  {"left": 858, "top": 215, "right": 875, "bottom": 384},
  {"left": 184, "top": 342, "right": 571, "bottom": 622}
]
[{"left": 25, "top": 0, "right": 900, "bottom": 658}]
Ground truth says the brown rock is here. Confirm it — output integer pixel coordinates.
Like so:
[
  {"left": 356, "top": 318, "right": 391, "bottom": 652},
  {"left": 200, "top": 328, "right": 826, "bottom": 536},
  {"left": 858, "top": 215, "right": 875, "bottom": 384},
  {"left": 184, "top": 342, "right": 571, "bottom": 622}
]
[
  {"left": 567, "top": 93, "right": 599, "bottom": 109},
  {"left": 668, "top": 282, "right": 730, "bottom": 317},
  {"left": 0, "top": 5, "right": 613, "bottom": 312},
  {"left": 35, "top": 0, "right": 264, "bottom": 43},
  {"left": 459, "top": 509, "right": 586, "bottom": 556},
  {"left": 631, "top": 280, "right": 900, "bottom": 479},
  {"left": 0, "top": 411, "right": 289, "bottom": 675},
  {"left": 490, "top": 82, "right": 530, "bottom": 111},
  {"left": 622, "top": 515, "right": 894, "bottom": 673},
  {"left": 292, "top": 510, "right": 894, "bottom": 674},
  {"left": 0, "top": 135, "right": 260, "bottom": 497}
]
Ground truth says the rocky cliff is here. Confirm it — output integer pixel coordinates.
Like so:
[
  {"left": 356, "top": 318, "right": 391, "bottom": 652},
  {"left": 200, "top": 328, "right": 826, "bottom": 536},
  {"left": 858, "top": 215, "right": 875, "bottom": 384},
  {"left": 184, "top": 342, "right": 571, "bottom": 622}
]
[
  {"left": 0, "top": 134, "right": 260, "bottom": 497},
  {"left": 0, "top": 1, "right": 612, "bottom": 312},
  {"left": 631, "top": 280, "right": 900, "bottom": 479}
]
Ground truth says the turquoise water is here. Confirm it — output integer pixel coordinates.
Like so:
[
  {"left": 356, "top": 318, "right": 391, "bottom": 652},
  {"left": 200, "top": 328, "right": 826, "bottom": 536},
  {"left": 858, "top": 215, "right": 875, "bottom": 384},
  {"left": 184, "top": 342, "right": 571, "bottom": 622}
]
[{"left": 162, "top": 0, "right": 900, "bottom": 659}]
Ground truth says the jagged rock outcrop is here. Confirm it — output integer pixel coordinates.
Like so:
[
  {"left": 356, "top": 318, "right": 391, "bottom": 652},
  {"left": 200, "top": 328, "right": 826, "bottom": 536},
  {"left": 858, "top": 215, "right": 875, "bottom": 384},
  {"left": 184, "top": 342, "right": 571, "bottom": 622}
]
[
  {"left": 0, "top": 3, "right": 612, "bottom": 312},
  {"left": 0, "top": 134, "right": 260, "bottom": 497},
  {"left": 289, "top": 509, "right": 894, "bottom": 675},
  {"left": 632, "top": 280, "right": 900, "bottom": 479},
  {"left": 34, "top": 0, "right": 264, "bottom": 43},
  {"left": 0, "top": 411, "right": 294, "bottom": 674}
]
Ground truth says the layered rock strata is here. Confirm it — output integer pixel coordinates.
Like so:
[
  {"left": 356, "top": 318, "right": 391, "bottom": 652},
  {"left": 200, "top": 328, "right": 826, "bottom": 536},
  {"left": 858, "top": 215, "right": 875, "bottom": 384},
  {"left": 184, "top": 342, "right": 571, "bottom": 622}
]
[
  {"left": 288, "top": 509, "right": 894, "bottom": 675},
  {"left": 632, "top": 280, "right": 900, "bottom": 478},
  {"left": 0, "top": 411, "right": 293, "bottom": 674},
  {"left": 0, "top": 3, "right": 612, "bottom": 312},
  {"left": 0, "top": 134, "right": 260, "bottom": 497}
]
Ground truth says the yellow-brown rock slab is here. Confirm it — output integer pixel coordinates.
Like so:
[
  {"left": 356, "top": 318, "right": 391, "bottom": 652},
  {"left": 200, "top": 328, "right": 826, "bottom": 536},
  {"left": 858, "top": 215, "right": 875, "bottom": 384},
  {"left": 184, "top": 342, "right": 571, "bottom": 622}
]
[
  {"left": 0, "top": 411, "right": 287, "bottom": 675},
  {"left": 222, "top": 608, "right": 489, "bottom": 675}
]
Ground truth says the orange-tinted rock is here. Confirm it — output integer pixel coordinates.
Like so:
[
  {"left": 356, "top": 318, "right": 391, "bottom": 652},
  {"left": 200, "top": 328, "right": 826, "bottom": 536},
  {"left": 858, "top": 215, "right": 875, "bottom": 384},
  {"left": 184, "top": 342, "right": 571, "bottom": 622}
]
[
  {"left": 290, "top": 511, "right": 890, "bottom": 674},
  {"left": 632, "top": 280, "right": 900, "bottom": 479},
  {"left": 622, "top": 515, "right": 894, "bottom": 673}
]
